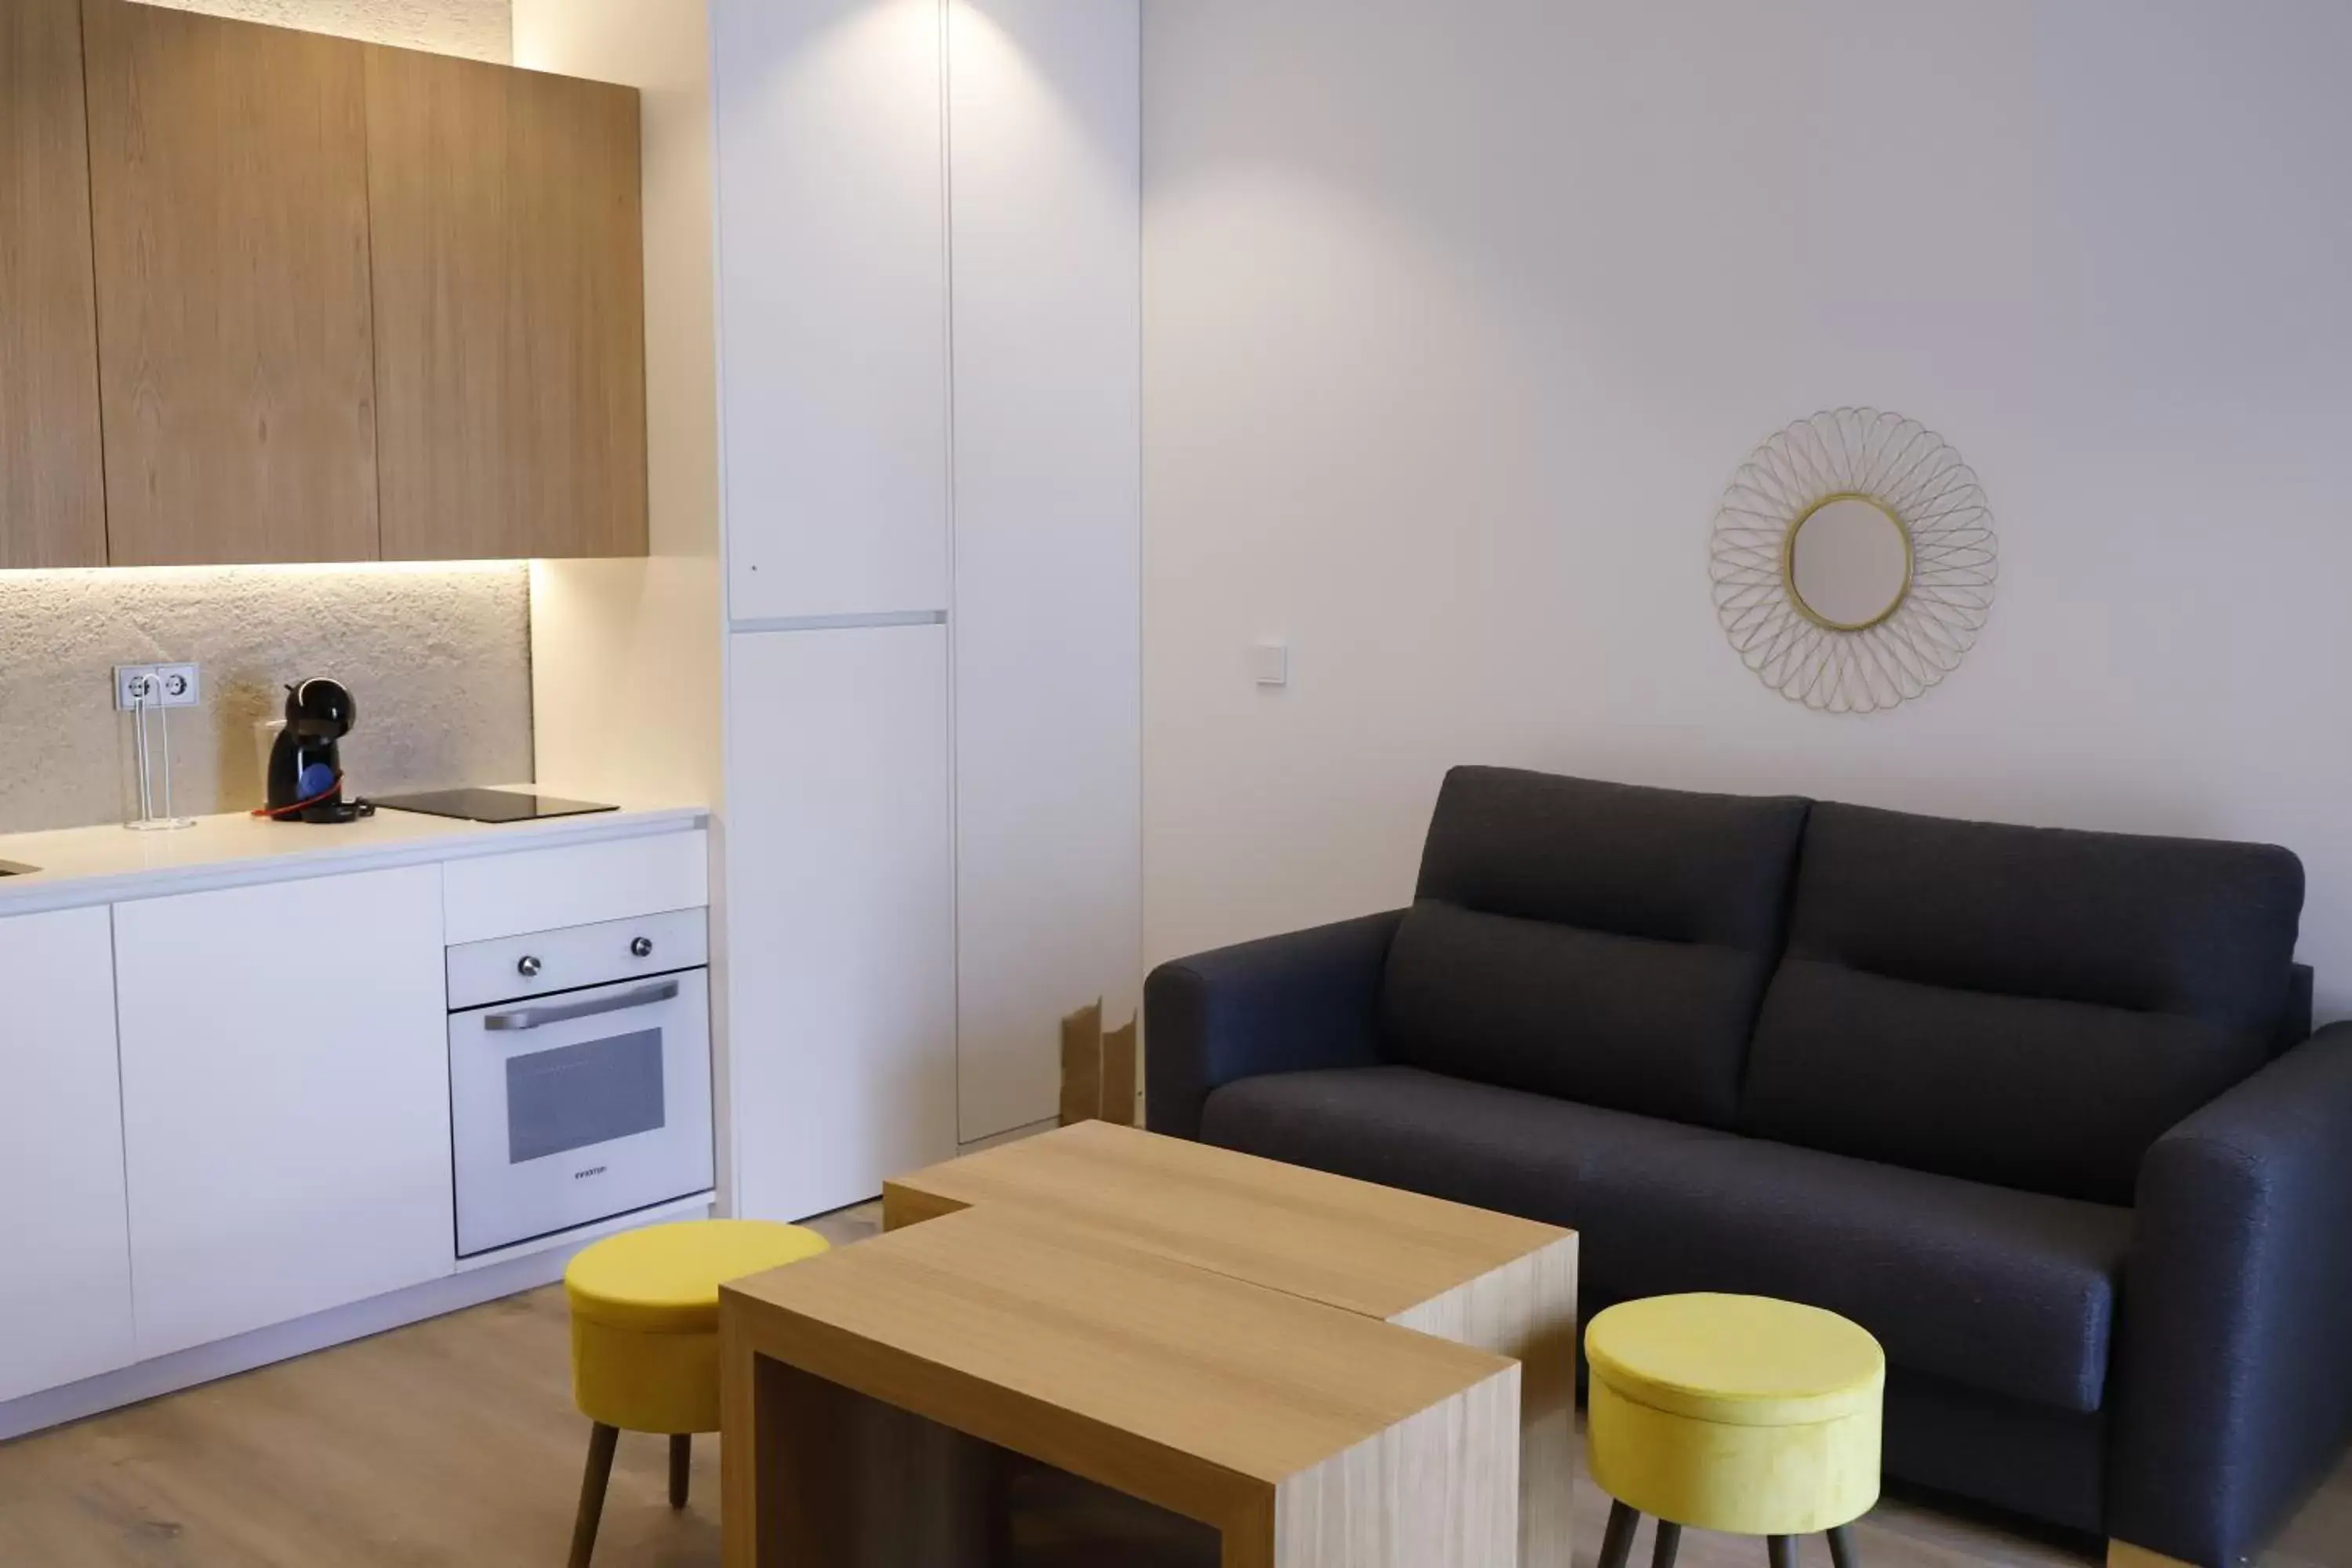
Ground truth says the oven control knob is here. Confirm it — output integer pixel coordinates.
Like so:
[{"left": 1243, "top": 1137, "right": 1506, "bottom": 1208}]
[
  {"left": 517, "top": 955, "right": 543, "bottom": 978},
  {"left": 630, "top": 936, "right": 655, "bottom": 959}
]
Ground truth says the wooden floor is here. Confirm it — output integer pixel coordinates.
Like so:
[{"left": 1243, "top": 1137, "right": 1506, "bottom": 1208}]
[{"left": 2, "top": 1200, "right": 2346, "bottom": 1568}]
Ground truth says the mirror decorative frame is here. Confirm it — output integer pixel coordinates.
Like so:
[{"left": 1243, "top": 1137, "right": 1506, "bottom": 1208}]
[{"left": 1710, "top": 408, "right": 1998, "bottom": 713}]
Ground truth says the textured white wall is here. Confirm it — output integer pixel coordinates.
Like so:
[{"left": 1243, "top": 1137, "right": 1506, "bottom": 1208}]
[
  {"left": 0, "top": 566, "right": 534, "bottom": 831},
  {"left": 1142, "top": 0, "right": 2352, "bottom": 1008},
  {"left": 132, "top": 0, "right": 510, "bottom": 60}
]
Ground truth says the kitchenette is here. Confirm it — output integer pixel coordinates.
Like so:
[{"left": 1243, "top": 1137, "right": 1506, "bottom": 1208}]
[
  {"left": 0, "top": 794, "right": 712, "bottom": 1434},
  {"left": 0, "top": 0, "right": 1140, "bottom": 1444}
]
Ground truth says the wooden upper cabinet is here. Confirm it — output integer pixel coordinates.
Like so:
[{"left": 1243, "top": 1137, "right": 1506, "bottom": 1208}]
[
  {"left": 0, "top": 0, "right": 107, "bottom": 569},
  {"left": 82, "top": 0, "right": 380, "bottom": 564},
  {"left": 365, "top": 48, "right": 648, "bottom": 561}
]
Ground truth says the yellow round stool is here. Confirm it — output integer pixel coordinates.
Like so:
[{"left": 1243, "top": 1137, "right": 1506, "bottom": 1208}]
[
  {"left": 1586, "top": 1294, "right": 1885, "bottom": 1568},
  {"left": 562, "top": 1219, "right": 830, "bottom": 1567}
]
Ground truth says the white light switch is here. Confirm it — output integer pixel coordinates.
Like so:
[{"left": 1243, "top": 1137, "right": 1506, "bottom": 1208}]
[{"left": 1250, "top": 642, "right": 1289, "bottom": 688}]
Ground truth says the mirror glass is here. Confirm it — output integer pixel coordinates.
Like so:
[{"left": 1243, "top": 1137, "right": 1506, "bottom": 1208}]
[{"left": 1788, "top": 497, "right": 1910, "bottom": 630}]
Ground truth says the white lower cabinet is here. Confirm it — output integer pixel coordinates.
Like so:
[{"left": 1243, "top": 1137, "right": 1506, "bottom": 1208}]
[
  {"left": 115, "top": 866, "right": 454, "bottom": 1359},
  {"left": 0, "top": 906, "right": 136, "bottom": 1403},
  {"left": 727, "top": 624, "right": 958, "bottom": 1221}
]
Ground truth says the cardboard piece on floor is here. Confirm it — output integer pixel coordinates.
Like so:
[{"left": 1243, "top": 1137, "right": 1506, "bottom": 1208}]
[
  {"left": 1059, "top": 1000, "right": 1104, "bottom": 1127},
  {"left": 1101, "top": 1018, "right": 1138, "bottom": 1127}
]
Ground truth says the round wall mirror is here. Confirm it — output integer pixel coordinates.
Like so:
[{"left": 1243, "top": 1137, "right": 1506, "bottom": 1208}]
[
  {"left": 1711, "top": 408, "right": 1997, "bottom": 713},
  {"left": 1785, "top": 495, "right": 1911, "bottom": 631}
]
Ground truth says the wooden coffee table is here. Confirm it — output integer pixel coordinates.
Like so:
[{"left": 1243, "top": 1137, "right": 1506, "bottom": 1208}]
[
  {"left": 722, "top": 1122, "right": 1577, "bottom": 1567},
  {"left": 720, "top": 1201, "right": 1522, "bottom": 1566},
  {"left": 886, "top": 1120, "right": 1581, "bottom": 1568}
]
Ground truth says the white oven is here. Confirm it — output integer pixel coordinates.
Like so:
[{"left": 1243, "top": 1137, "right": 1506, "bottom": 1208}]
[{"left": 448, "top": 909, "right": 715, "bottom": 1258}]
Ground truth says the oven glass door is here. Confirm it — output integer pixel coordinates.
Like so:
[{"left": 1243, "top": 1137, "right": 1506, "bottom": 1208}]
[{"left": 450, "top": 970, "right": 714, "bottom": 1258}]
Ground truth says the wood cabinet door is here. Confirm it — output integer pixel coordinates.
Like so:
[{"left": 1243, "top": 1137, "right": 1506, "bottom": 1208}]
[
  {"left": 0, "top": 0, "right": 105, "bottom": 569},
  {"left": 366, "top": 48, "right": 647, "bottom": 561},
  {"left": 115, "top": 867, "right": 452, "bottom": 1358},
  {"left": 0, "top": 906, "right": 136, "bottom": 1404},
  {"left": 82, "top": 0, "right": 379, "bottom": 565}
]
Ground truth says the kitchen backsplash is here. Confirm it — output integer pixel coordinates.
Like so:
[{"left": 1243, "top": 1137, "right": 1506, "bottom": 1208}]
[
  {"left": 0, "top": 564, "right": 534, "bottom": 834},
  {"left": 129, "top": 0, "right": 511, "bottom": 61}
]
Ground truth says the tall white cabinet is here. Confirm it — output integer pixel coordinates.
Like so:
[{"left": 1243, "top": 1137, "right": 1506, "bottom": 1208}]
[
  {"left": 525, "top": 0, "right": 1142, "bottom": 1221},
  {"left": 706, "top": 0, "right": 1141, "bottom": 1221}
]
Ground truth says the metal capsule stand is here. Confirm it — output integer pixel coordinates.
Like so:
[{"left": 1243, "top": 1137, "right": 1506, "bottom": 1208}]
[{"left": 125, "top": 673, "right": 195, "bottom": 833}]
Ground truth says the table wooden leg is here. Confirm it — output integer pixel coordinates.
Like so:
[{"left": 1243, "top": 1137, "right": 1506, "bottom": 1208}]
[
  {"left": 723, "top": 1335, "right": 1003, "bottom": 1568},
  {"left": 1392, "top": 1233, "right": 1577, "bottom": 1568},
  {"left": 1264, "top": 1365, "right": 1518, "bottom": 1566},
  {"left": 719, "top": 1312, "right": 768, "bottom": 1568}
]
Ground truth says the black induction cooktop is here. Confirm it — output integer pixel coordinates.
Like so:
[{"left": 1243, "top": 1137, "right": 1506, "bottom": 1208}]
[{"left": 373, "top": 789, "right": 619, "bottom": 825}]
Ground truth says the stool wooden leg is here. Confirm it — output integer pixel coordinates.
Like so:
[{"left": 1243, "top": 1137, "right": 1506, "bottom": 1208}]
[
  {"left": 670, "top": 1434, "right": 691, "bottom": 1509},
  {"left": 1827, "top": 1526, "right": 1858, "bottom": 1568},
  {"left": 1598, "top": 1501, "right": 1642, "bottom": 1568},
  {"left": 569, "top": 1423, "right": 619, "bottom": 1568},
  {"left": 1651, "top": 1520, "right": 1682, "bottom": 1568},
  {"left": 1768, "top": 1536, "right": 1800, "bottom": 1568}
]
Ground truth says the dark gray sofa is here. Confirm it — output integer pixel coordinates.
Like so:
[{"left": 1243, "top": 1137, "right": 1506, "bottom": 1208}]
[{"left": 1144, "top": 767, "right": 2352, "bottom": 1567}]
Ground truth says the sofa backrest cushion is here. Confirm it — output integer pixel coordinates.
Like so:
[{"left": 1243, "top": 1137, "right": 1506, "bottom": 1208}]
[
  {"left": 1378, "top": 768, "right": 1810, "bottom": 1127},
  {"left": 1744, "top": 802, "right": 2305, "bottom": 1203}
]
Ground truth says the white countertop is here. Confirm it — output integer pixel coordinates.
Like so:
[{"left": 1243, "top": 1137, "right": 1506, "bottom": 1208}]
[{"left": 0, "top": 789, "right": 707, "bottom": 917}]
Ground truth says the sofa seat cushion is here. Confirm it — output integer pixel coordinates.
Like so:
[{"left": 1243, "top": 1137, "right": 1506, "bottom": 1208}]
[
  {"left": 1200, "top": 1065, "right": 2131, "bottom": 1414},
  {"left": 1380, "top": 768, "right": 1809, "bottom": 1127}
]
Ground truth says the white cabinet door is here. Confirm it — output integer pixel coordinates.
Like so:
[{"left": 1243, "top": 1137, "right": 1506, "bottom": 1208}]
[
  {"left": 949, "top": 0, "right": 1143, "bottom": 1140},
  {"left": 116, "top": 867, "right": 452, "bottom": 1358},
  {"left": 0, "top": 906, "right": 136, "bottom": 1403},
  {"left": 714, "top": 0, "right": 949, "bottom": 623},
  {"left": 726, "top": 625, "right": 956, "bottom": 1220}
]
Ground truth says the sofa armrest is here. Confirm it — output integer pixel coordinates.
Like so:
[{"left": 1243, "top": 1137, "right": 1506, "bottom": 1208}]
[
  {"left": 1142, "top": 909, "right": 1404, "bottom": 1141},
  {"left": 2108, "top": 1022, "right": 2352, "bottom": 1565}
]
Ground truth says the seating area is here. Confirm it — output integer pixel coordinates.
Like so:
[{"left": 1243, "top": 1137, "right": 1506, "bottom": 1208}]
[
  {"left": 1149, "top": 768, "right": 2352, "bottom": 1566},
  {"left": 5, "top": 2, "right": 2351, "bottom": 1566}
]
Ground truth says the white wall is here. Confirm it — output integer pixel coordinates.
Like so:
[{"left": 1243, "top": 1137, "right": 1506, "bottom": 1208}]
[{"left": 1142, "top": 0, "right": 2352, "bottom": 1009}]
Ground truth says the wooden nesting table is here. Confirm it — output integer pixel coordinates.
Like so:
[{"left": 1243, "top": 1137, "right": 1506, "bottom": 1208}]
[{"left": 721, "top": 1122, "right": 1579, "bottom": 1567}]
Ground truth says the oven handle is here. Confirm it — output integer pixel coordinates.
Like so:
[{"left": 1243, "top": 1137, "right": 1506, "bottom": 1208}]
[{"left": 483, "top": 978, "right": 681, "bottom": 1033}]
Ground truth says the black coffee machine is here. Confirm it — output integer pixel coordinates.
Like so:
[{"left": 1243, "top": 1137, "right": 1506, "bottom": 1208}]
[{"left": 264, "top": 679, "right": 371, "bottom": 823}]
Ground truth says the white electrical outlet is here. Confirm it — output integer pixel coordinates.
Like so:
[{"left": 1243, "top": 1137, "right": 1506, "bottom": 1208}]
[
  {"left": 114, "top": 665, "right": 160, "bottom": 711},
  {"left": 114, "top": 662, "right": 201, "bottom": 710},
  {"left": 155, "top": 663, "right": 201, "bottom": 708}
]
